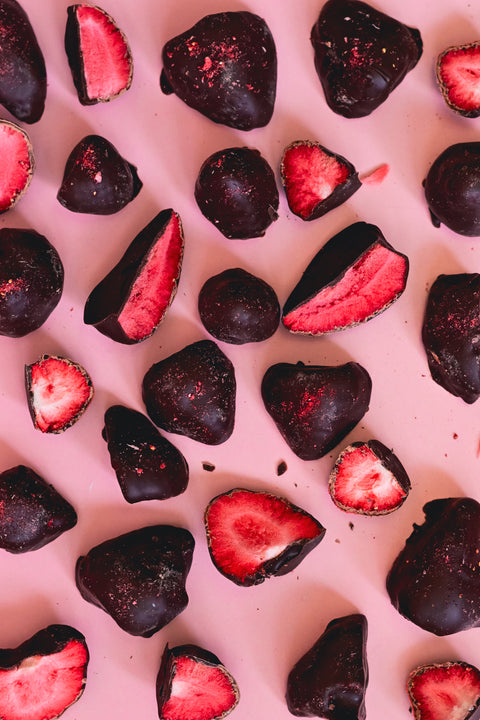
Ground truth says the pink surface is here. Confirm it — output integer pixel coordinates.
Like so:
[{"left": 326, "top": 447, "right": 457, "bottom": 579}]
[{"left": 1, "top": 0, "right": 480, "bottom": 718}]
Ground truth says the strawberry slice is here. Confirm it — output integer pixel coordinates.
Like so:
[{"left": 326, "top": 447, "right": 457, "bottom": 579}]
[
  {"left": 157, "top": 644, "right": 240, "bottom": 720},
  {"left": 204, "top": 488, "right": 325, "bottom": 586},
  {"left": 407, "top": 661, "right": 480, "bottom": 720},
  {"left": 0, "top": 120, "right": 34, "bottom": 213},
  {"left": 437, "top": 43, "right": 480, "bottom": 117},
  {"left": 65, "top": 4, "right": 133, "bottom": 105},
  {"left": 0, "top": 624, "right": 89, "bottom": 720},
  {"left": 329, "top": 440, "right": 411, "bottom": 515},
  {"left": 25, "top": 355, "right": 94, "bottom": 433},
  {"left": 280, "top": 141, "right": 361, "bottom": 220}
]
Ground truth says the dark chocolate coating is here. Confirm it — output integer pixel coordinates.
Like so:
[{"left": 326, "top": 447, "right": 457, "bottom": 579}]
[
  {"left": 386, "top": 497, "right": 480, "bottom": 636},
  {"left": 0, "top": 624, "right": 88, "bottom": 670},
  {"left": 76, "top": 525, "right": 194, "bottom": 637},
  {"left": 261, "top": 361, "right": 372, "bottom": 461},
  {"left": 0, "top": 228, "right": 63, "bottom": 338},
  {"left": 198, "top": 267, "right": 280, "bottom": 344},
  {"left": 57, "top": 134, "right": 142, "bottom": 215},
  {"left": 0, "top": 465, "right": 76, "bottom": 553},
  {"left": 422, "top": 274, "right": 480, "bottom": 404},
  {"left": 286, "top": 614, "right": 368, "bottom": 719},
  {"left": 311, "top": 0, "right": 422, "bottom": 118},
  {"left": 0, "top": 0, "right": 46, "bottom": 123},
  {"left": 424, "top": 143, "right": 480, "bottom": 236},
  {"left": 194, "top": 147, "right": 279, "bottom": 239},
  {"left": 142, "top": 340, "right": 236, "bottom": 445},
  {"left": 160, "top": 11, "right": 277, "bottom": 130},
  {"left": 102, "top": 405, "right": 189, "bottom": 503}
]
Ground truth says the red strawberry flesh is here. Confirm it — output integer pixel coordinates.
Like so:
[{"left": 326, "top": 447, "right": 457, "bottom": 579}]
[
  {"left": 0, "top": 121, "right": 33, "bottom": 213},
  {"left": 408, "top": 662, "right": 480, "bottom": 720},
  {"left": 437, "top": 43, "right": 480, "bottom": 116}
]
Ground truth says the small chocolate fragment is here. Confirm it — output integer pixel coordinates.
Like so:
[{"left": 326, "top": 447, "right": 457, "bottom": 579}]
[
  {"left": 277, "top": 460, "right": 287, "bottom": 476},
  {"left": 202, "top": 462, "right": 215, "bottom": 472}
]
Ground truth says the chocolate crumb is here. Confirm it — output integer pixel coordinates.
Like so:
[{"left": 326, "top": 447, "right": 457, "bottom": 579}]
[
  {"left": 349, "top": 522, "right": 354, "bottom": 530},
  {"left": 277, "top": 460, "right": 287, "bottom": 476},
  {"left": 202, "top": 462, "right": 216, "bottom": 472}
]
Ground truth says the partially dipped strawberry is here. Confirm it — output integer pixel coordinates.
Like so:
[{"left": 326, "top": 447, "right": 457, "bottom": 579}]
[
  {"left": 280, "top": 141, "right": 361, "bottom": 221},
  {"left": 204, "top": 488, "right": 325, "bottom": 586},
  {"left": 0, "top": 120, "right": 34, "bottom": 213},
  {"left": 65, "top": 4, "right": 133, "bottom": 105},
  {"left": 437, "top": 42, "right": 480, "bottom": 118},
  {"left": 0, "top": 624, "right": 89, "bottom": 720},
  {"left": 25, "top": 355, "right": 94, "bottom": 433},
  {"left": 329, "top": 440, "right": 411, "bottom": 515},
  {"left": 157, "top": 644, "right": 240, "bottom": 720},
  {"left": 84, "top": 209, "right": 184, "bottom": 344},
  {"left": 407, "top": 661, "right": 480, "bottom": 720},
  {"left": 282, "top": 222, "right": 409, "bottom": 335}
]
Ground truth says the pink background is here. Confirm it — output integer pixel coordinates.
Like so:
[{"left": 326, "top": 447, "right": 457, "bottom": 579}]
[{"left": 1, "top": 0, "right": 480, "bottom": 718}]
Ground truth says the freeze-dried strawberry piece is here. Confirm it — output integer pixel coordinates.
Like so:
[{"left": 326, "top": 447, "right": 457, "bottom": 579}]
[
  {"left": 204, "top": 488, "right": 325, "bottom": 586},
  {"left": 0, "top": 120, "right": 34, "bottom": 213},
  {"left": 329, "top": 440, "right": 411, "bottom": 515},
  {"left": 84, "top": 209, "right": 184, "bottom": 344},
  {"left": 157, "top": 644, "right": 240, "bottom": 720},
  {"left": 280, "top": 141, "right": 361, "bottom": 221},
  {"left": 65, "top": 4, "right": 133, "bottom": 105},
  {"left": 25, "top": 355, "right": 94, "bottom": 433},
  {"left": 437, "top": 42, "right": 480, "bottom": 118},
  {"left": 408, "top": 662, "right": 480, "bottom": 720},
  {"left": 0, "top": 624, "right": 89, "bottom": 720},
  {"left": 282, "top": 222, "right": 408, "bottom": 335}
]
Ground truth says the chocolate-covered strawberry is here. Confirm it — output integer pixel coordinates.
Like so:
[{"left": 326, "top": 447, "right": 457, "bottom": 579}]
[
  {"left": 76, "top": 524, "right": 194, "bottom": 637},
  {"left": 436, "top": 42, "right": 480, "bottom": 118},
  {"left": 161, "top": 11, "right": 277, "bottom": 130},
  {"left": 195, "top": 147, "right": 279, "bottom": 239},
  {"left": 311, "top": 0, "right": 422, "bottom": 118},
  {"left": 65, "top": 4, "right": 133, "bottom": 105},
  {"left": 157, "top": 644, "right": 240, "bottom": 720},
  {"left": 103, "top": 405, "right": 189, "bottom": 503},
  {"left": 262, "top": 361, "right": 372, "bottom": 460},
  {"left": 0, "top": 228, "right": 63, "bottom": 338},
  {"left": 0, "top": 625, "right": 89, "bottom": 720},
  {"left": 422, "top": 274, "right": 480, "bottom": 404},
  {"left": 286, "top": 614, "right": 368, "bottom": 720},
  {"left": 142, "top": 340, "right": 236, "bottom": 445},
  {"left": 204, "top": 488, "right": 325, "bottom": 586},
  {"left": 84, "top": 209, "right": 184, "bottom": 344},
  {"left": 386, "top": 497, "right": 480, "bottom": 635},
  {"left": 0, "top": 120, "right": 34, "bottom": 213},
  {"left": 407, "top": 662, "right": 480, "bottom": 720},
  {"left": 198, "top": 268, "right": 280, "bottom": 344},
  {"left": 0, "top": 0, "right": 47, "bottom": 123},
  {"left": 281, "top": 141, "right": 361, "bottom": 220},
  {"left": 282, "top": 222, "right": 409, "bottom": 335},
  {"left": 57, "top": 134, "right": 142, "bottom": 215},
  {"left": 0, "top": 465, "right": 77, "bottom": 553}
]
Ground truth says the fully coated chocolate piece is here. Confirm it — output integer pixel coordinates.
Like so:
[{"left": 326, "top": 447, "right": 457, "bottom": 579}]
[
  {"left": 311, "top": 0, "right": 422, "bottom": 118},
  {"left": 286, "top": 614, "right": 368, "bottom": 719},
  {"left": 0, "top": 228, "right": 63, "bottom": 338},
  {"left": 422, "top": 274, "right": 480, "bottom": 404},
  {"left": 142, "top": 340, "right": 236, "bottom": 445},
  {"left": 386, "top": 497, "right": 480, "bottom": 636},
  {"left": 161, "top": 11, "right": 277, "bottom": 130},
  {"left": 194, "top": 147, "right": 279, "bottom": 239},
  {"left": 102, "top": 405, "right": 189, "bottom": 503},
  {"left": 424, "top": 143, "right": 480, "bottom": 236},
  {"left": 76, "top": 524, "right": 194, "bottom": 637}
]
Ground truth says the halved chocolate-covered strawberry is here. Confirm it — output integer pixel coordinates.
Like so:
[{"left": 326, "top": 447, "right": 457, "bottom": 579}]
[
  {"left": 407, "top": 661, "right": 480, "bottom": 720},
  {"left": 84, "top": 209, "right": 184, "bottom": 344},
  {"left": 65, "top": 4, "right": 133, "bottom": 105},
  {"left": 0, "top": 120, "right": 34, "bottom": 213},
  {"left": 204, "top": 488, "right": 325, "bottom": 586},
  {"left": 436, "top": 42, "right": 480, "bottom": 118},
  {"left": 282, "top": 222, "right": 409, "bottom": 335},
  {"left": 280, "top": 141, "right": 361, "bottom": 221}
]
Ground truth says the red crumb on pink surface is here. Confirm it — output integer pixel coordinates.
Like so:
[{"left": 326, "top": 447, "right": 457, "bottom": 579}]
[{"left": 360, "top": 163, "right": 390, "bottom": 185}]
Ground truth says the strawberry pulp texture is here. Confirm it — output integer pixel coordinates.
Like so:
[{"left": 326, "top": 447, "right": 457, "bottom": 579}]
[
  {"left": 437, "top": 43, "right": 480, "bottom": 116},
  {"left": 408, "top": 662, "right": 480, "bottom": 720},
  {"left": 0, "top": 121, "right": 33, "bottom": 212}
]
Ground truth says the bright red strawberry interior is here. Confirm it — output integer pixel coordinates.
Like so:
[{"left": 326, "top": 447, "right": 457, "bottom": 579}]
[
  {"left": 77, "top": 5, "right": 132, "bottom": 102},
  {"left": 162, "top": 656, "right": 238, "bottom": 720},
  {"left": 439, "top": 45, "right": 480, "bottom": 113},
  {"left": 408, "top": 663, "right": 480, "bottom": 720},
  {"left": 0, "top": 123, "right": 32, "bottom": 212},
  {"left": 0, "top": 640, "right": 88, "bottom": 720},
  {"left": 282, "top": 144, "right": 351, "bottom": 218},
  {"left": 29, "top": 357, "right": 93, "bottom": 433},
  {"left": 283, "top": 242, "right": 407, "bottom": 334},
  {"left": 206, "top": 490, "right": 322, "bottom": 583},
  {"left": 331, "top": 445, "right": 407, "bottom": 513},
  {"left": 117, "top": 212, "right": 183, "bottom": 341}
]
